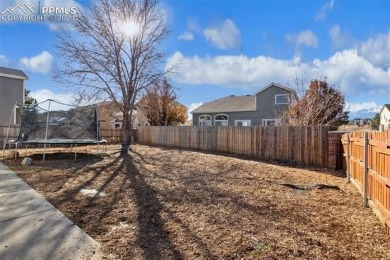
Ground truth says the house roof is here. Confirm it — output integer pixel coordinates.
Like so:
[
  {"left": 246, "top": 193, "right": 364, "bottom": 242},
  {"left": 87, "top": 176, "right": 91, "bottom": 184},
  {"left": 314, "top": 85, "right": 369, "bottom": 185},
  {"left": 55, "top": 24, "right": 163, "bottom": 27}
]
[
  {"left": 192, "top": 95, "right": 256, "bottom": 114},
  {"left": 254, "top": 82, "right": 296, "bottom": 95},
  {"left": 379, "top": 104, "right": 390, "bottom": 114},
  {"left": 0, "top": 66, "right": 28, "bottom": 80},
  {"left": 192, "top": 83, "right": 295, "bottom": 114}
]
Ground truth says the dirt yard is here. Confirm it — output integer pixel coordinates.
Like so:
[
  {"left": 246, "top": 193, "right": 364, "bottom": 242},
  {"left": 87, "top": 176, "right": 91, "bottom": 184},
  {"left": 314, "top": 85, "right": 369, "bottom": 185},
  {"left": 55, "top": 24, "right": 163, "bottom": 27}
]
[{"left": 2, "top": 144, "right": 390, "bottom": 259}]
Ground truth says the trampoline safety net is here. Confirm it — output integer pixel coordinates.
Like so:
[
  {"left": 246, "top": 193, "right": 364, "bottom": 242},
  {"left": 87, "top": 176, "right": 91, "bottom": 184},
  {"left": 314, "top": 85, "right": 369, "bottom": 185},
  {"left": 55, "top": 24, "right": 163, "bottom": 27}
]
[{"left": 15, "top": 99, "right": 102, "bottom": 144}]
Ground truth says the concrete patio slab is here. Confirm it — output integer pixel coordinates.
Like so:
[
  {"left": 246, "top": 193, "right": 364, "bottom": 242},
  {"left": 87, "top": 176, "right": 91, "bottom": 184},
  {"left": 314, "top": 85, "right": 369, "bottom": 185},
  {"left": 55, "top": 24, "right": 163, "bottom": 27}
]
[
  {"left": 0, "top": 162, "right": 103, "bottom": 260},
  {"left": 0, "top": 177, "right": 31, "bottom": 194},
  {"left": 0, "top": 190, "right": 54, "bottom": 222}
]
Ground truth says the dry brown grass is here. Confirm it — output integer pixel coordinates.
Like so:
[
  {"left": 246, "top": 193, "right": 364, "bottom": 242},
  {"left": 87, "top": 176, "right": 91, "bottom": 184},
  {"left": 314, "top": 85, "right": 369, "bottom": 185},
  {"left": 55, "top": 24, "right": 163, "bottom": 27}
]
[{"left": 2, "top": 144, "right": 390, "bottom": 259}]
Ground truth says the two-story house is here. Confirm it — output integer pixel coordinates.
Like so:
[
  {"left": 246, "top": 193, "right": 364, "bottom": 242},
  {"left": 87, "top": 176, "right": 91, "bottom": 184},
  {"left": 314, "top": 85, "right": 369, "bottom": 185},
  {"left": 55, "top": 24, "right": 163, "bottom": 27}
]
[
  {"left": 192, "top": 83, "right": 297, "bottom": 126},
  {"left": 379, "top": 104, "right": 390, "bottom": 130},
  {"left": 0, "top": 67, "right": 28, "bottom": 126}
]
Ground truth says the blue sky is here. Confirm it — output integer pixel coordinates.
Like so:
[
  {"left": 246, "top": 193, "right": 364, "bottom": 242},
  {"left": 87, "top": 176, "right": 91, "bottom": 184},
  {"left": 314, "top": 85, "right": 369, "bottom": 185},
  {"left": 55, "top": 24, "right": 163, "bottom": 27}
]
[{"left": 0, "top": 0, "right": 389, "bottom": 119}]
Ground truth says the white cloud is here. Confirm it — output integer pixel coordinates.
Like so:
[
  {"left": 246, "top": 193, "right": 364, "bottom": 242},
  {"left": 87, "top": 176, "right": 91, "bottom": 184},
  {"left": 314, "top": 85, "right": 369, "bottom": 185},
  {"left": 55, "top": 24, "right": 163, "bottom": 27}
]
[
  {"left": 30, "top": 89, "right": 75, "bottom": 110},
  {"left": 20, "top": 51, "right": 54, "bottom": 74},
  {"left": 312, "top": 49, "right": 389, "bottom": 95},
  {"left": 286, "top": 30, "right": 319, "bottom": 48},
  {"left": 358, "top": 32, "right": 390, "bottom": 69},
  {"left": 0, "top": 54, "right": 9, "bottom": 65},
  {"left": 167, "top": 49, "right": 390, "bottom": 96},
  {"left": 315, "top": 0, "right": 335, "bottom": 21},
  {"left": 346, "top": 101, "right": 382, "bottom": 113},
  {"left": 187, "top": 102, "right": 203, "bottom": 120},
  {"left": 178, "top": 31, "right": 194, "bottom": 41},
  {"left": 203, "top": 19, "right": 241, "bottom": 50}
]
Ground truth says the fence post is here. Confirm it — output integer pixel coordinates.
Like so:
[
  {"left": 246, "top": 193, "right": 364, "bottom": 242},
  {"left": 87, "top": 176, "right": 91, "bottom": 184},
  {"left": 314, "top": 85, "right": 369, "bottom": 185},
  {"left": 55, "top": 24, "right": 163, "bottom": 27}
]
[
  {"left": 363, "top": 132, "right": 369, "bottom": 208},
  {"left": 346, "top": 133, "right": 350, "bottom": 183}
]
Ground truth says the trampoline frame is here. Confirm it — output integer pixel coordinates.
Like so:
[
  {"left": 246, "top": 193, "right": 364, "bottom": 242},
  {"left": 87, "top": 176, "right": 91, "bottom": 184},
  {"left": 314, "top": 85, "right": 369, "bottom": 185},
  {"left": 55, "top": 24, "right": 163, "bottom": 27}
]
[{"left": 2, "top": 99, "right": 107, "bottom": 161}]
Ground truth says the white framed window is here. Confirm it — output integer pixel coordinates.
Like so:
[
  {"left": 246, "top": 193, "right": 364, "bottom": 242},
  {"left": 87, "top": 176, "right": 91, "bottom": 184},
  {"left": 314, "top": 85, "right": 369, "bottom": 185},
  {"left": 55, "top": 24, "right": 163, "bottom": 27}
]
[
  {"left": 214, "top": 114, "right": 228, "bottom": 126},
  {"left": 275, "top": 94, "right": 289, "bottom": 105},
  {"left": 235, "top": 120, "right": 251, "bottom": 126},
  {"left": 114, "top": 119, "right": 123, "bottom": 129},
  {"left": 262, "top": 119, "right": 281, "bottom": 126},
  {"left": 199, "top": 115, "right": 212, "bottom": 126}
]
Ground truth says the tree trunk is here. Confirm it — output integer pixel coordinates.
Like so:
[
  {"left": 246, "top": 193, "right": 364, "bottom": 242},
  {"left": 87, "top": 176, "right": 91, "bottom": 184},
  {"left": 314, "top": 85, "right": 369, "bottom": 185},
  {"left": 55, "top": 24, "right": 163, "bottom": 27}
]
[{"left": 121, "top": 107, "right": 132, "bottom": 155}]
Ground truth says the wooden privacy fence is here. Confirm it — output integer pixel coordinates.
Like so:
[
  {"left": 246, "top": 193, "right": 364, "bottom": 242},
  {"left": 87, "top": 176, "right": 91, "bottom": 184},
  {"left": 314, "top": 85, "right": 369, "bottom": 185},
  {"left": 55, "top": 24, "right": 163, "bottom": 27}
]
[
  {"left": 137, "top": 126, "right": 329, "bottom": 167},
  {"left": 342, "top": 131, "right": 390, "bottom": 235},
  {"left": 99, "top": 129, "right": 137, "bottom": 144}
]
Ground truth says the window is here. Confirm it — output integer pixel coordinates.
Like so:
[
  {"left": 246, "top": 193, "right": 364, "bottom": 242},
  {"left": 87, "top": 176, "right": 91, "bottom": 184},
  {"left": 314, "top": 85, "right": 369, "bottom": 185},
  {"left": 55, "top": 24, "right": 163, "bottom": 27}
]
[
  {"left": 199, "top": 115, "right": 212, "bottom": 126},
  {"left": 114, "top": 119, "right": 123, "bottom": 129},
  {"left": 262, "top": 119, "right": 281, "bottom": 126},
  {"left": 214, "top": 114, "right": 228, "bottom": 126},
  {"left": 275, "top": 94, "right": 289, "bottom": 105},
  {"left": 13, "top": 105, "right": 19, "bottom": 124},
  {"left": 235, "top": 120, "right": 251, "bottom": 126}
]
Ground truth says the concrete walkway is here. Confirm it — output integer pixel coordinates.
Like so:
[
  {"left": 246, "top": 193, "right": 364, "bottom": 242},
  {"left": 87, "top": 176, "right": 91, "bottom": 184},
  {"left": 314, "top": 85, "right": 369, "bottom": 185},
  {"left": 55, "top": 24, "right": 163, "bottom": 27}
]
[{"left": 0, "top": 162, "right": 103, "bottom": 260}]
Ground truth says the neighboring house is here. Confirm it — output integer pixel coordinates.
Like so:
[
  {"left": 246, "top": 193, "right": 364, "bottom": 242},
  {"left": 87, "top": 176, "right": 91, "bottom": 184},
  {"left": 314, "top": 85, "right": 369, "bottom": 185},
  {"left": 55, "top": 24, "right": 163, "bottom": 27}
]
[
  {"left": 98, "top": 99, "right": 188, "bottom": 129},
  {"left": 192, "top": 83, "right": 297, "bottom": 126},
  {"left": 379, "top": 104, "right": 390, "bottom": 130},
  {"left": 0, "top": 67, "right": 28, "bottom": 126},
  {"left": 97, "top": 101, "right": 147, "bottom": 129}
]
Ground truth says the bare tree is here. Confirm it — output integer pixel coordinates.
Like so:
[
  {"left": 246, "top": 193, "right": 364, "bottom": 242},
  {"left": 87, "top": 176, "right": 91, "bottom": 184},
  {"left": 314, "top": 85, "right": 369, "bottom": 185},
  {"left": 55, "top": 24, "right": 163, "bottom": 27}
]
[
  {"left": 285, "top": 79, "right": 349, "bottom": 130},
  {"left": 139, "top": 79, "right": 187, "bottom": 126},
  {"left": 56, "top": 0, "right": 171, "bottom": 154}
]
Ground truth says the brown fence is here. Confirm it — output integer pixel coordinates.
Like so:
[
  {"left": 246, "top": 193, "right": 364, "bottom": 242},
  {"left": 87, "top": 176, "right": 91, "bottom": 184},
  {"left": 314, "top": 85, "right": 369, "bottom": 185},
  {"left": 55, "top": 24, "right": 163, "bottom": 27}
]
[
  {"left": 342, "top": 131, "right": 390, "bottom": 235},
  {"left": 137, "top": 126, "right": 329, "bottom": 167},
  {"left": 99, "top": 129, "right": 137, "bottom": 144}
]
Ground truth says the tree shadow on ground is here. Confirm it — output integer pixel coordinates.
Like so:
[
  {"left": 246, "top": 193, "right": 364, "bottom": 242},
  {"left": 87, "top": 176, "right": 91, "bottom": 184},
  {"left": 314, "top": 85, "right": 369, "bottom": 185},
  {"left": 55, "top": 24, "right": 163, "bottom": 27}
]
[
  {"left": 44, "top": 150, "right": 184, "bottom": 259},
  {"left": 139, "top": 143, "right": 346, "bottom": 178},
  {"left": 122, "top": 153, "right": 184, "bottom": 260}
]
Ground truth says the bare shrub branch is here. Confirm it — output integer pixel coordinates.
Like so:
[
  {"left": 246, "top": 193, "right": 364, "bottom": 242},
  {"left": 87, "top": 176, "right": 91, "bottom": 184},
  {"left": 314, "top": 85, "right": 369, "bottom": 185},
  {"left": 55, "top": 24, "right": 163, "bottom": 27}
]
[{"left": 285, "top": 79, "right": 349, "bottom": 130}]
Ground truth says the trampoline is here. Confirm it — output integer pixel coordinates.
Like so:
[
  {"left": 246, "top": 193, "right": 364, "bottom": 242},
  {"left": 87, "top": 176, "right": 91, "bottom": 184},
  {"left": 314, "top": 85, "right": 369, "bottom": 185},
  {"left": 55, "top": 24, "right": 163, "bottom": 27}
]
[{"left": 2, "top": 99, "right": 107, "bottom": 160}]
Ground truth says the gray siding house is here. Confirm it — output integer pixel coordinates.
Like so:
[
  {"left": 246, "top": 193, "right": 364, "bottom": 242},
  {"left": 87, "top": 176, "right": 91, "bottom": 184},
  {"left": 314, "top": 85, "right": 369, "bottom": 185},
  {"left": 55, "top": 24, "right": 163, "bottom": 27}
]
[
  {"left": 0, "top": 67, "right": 28, "bottom": 126},
  {"left": 192, "top": 83, "right": 296, "bottom": 126}
]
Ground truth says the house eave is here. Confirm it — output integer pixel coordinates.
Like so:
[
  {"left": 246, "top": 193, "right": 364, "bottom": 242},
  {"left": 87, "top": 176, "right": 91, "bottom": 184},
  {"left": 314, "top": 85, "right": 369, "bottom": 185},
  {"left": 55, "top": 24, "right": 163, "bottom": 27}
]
[
  {"left": 379, "top": 105, "right": 390, "bottom": 115},
  {"left": 191, "top": 109, "right": 257, "bottom": 114},
  {"left": 254, "top": 82, "right": 297, "bottom": 98},
  {"left": 0, "top": 73, "right": 28, "bottom": 80}
]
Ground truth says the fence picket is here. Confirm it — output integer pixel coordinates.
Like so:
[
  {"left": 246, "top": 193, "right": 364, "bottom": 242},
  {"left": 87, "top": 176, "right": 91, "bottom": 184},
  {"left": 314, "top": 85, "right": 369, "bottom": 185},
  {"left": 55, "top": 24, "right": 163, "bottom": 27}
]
[
  {"left": 137, "top": 126, "right": 329, "bottom": 167},
  {"left": 341, "top": 130, "right": 390, "bottom": 235}
]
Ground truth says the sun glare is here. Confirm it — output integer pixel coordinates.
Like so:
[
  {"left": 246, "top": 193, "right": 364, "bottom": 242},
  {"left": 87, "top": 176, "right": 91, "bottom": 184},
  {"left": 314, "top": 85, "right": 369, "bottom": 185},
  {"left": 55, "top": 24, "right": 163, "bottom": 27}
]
[{"left": 120, "top": 19, "right": 139, "bottom": 39}]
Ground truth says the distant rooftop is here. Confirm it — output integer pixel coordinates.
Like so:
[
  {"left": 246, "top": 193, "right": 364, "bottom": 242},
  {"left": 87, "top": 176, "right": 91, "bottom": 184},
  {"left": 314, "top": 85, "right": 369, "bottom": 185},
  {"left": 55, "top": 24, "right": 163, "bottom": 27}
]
[
  {"left": 192, "top": 95, "right": 256, "bottom": 114},
  {"left": 0, "top": 66, "right": 28, "bottom": 79}
]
